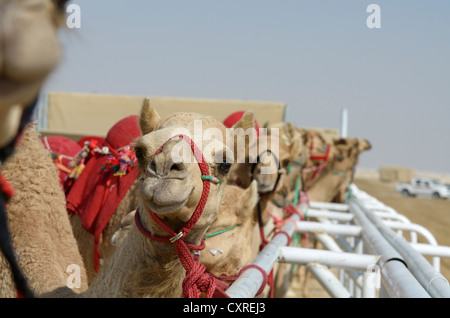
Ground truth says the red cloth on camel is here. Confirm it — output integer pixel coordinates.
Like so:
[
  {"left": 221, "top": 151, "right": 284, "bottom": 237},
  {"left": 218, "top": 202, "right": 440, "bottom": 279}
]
[
  {"left": 41, "top": 135, "right": 82, "bottom": 186},
  {"left": 65, "top": 115, "right": 141, "bottom": 271},
  {"left": 222, "top": 110, "right": 260, "bottom": 137}
]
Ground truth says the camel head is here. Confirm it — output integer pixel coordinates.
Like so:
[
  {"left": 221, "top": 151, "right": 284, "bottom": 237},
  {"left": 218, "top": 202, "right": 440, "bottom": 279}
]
[
  {"left": 134, "top": 98, "right": 255, "bottom": 245},
  {"left": 301, "top": 130, "right": 339, "bottom": 190},
  {"left": 331, "top": 137, "right": 372, "bottom": 180},
  {"left": 263, "top": 122, "right": 304, "bottom": 207},
  {"left": 0, "top": 0, "right": 69, "bottom": 150}
]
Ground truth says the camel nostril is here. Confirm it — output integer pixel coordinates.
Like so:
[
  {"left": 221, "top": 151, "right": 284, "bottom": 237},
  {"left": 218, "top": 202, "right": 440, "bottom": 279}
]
[
  {"left": 169, "top": 162, "right": 186, "bottom": 173},
  {"left": 148, "top": 160, "right": 157, "bottom": 175}
]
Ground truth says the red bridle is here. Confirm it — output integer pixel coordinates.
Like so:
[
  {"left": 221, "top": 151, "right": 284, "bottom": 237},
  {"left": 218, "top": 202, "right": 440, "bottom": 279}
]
[{"left": 134, "top": 134, "right": 227, "bottom": 298}]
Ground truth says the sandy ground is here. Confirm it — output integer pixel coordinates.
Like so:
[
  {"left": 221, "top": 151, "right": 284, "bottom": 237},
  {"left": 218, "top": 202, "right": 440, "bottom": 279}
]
[{"left": 284, "top": 176, "right": 450, "bottom": 298}]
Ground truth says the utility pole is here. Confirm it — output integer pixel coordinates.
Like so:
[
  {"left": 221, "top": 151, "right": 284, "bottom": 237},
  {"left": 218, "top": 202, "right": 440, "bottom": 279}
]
[{"left": 340, "top": 108, "right": 348, "bottom": 138}]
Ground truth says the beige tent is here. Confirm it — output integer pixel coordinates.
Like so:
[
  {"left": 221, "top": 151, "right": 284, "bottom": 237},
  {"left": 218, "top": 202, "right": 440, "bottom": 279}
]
[
  {"left": 379, "top": 165, "right": 415, "bottom": 183},
  {"left": 40, "top": 92, "right": 287, "bottom": 140}
]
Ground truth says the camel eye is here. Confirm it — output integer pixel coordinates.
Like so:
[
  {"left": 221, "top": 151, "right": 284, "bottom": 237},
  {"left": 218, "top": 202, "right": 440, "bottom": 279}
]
[
  {"left": 218, "top": 162, "right": 232, "bottom": 175},
  {"left": 53, "top": 0, "right": 69, "bottom": 11},
  {"left": 134, "top": 147, "right": 145, "bottom": 165}
]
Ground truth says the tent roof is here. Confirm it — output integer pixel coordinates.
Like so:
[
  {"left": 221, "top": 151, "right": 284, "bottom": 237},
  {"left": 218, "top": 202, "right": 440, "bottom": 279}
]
[{"left": 41, "top": 92, "right": 287, "bottom": 139}]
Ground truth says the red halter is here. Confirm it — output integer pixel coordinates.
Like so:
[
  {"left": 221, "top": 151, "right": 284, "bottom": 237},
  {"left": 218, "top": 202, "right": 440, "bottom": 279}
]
[{"left": 134, "top": 134, "right": 227, "bottom": 298}]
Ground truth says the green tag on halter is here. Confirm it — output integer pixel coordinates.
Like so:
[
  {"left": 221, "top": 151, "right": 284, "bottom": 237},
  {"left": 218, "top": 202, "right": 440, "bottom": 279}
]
[{"left": 201, "top": 175, "right": 221, "bottom": 184}]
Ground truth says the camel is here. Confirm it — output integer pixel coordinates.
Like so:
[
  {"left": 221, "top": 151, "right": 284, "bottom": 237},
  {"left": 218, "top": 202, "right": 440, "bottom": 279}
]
[
  {"left": 79, "top": 99, "right": 255, "bottom": 297},
  {"left": 299, "top": 129, "right": 338, "bottom": 191},
  {"left": 0, "top": 124, "right": 88, "bottom": 298},
  {"left": 307, "top": 138, "right": 371, "bottom": 203},
  {"left": 0, "top": 0, "right": 70, "bottom": 297}
]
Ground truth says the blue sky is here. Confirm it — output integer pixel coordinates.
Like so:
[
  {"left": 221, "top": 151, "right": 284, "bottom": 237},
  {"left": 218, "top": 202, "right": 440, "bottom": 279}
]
[{"left": 41, "top": 1, "right": 450, "bottom": 174}]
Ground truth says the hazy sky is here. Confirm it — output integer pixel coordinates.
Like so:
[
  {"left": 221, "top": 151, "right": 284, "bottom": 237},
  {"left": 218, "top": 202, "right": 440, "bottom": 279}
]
[{"left": 40, "top": 1, "right": 450, "bottom": 174}]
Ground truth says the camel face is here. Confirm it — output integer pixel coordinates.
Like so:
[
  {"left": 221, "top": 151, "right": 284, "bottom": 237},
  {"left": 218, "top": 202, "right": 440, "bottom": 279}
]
[
  {"left": 332, "top": 138, "right": 371, "bottom": 173},
  {"left": 258, "top": 123, "right": 303, "bottom": 206},
  {"left": 135, "top": 99, "right": 254, "bottom": 237},
  {"left": 0, "top": 0, "right": 68, "bottom": 148}
]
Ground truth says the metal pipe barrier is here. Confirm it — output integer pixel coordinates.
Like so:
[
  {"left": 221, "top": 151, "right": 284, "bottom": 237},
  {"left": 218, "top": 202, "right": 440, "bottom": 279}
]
[
  {"left": 225, "top": 185, "right": 450, "bottom": 298},
  {"left": 350, "top": 185, "right": 450, "bottom": 298},
  {"left": 225, "top": 214, "right": 300, "bottom": 298},
  {"left": 349, "top": 198, "right": 431, "bottom": 297}
]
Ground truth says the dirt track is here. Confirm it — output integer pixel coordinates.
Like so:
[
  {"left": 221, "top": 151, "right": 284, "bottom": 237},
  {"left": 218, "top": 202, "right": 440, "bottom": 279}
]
[{"left": 286, "top": 176, "right": 450, "bottom": 298}]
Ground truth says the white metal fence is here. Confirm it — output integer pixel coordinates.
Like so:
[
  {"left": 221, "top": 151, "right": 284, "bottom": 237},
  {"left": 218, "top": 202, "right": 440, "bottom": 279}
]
[{"left": 225, "top": 184, "right": 450, "bottom": 298}]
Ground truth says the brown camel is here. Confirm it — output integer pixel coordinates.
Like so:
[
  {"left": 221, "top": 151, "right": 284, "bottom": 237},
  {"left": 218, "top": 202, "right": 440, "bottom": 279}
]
[
  {"left": 307, "top": 138, "right": 371, "bottom": 203},
  {"left": 80, "top": 99, "right": 255, "bottom": 297},
  {"left": 0, "top": 125, "right": 88, "bottom": 298}
]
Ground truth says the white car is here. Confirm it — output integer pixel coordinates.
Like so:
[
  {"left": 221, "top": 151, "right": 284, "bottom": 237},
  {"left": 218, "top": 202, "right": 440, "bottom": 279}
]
[{"left": 395, "top": 177, "right": 450, "bottom": 199}]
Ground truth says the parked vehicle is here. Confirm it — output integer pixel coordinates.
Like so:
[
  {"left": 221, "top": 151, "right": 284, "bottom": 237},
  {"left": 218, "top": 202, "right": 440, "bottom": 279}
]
[{"left": 395, "top": 177, "right": 450, "bottom": 199}]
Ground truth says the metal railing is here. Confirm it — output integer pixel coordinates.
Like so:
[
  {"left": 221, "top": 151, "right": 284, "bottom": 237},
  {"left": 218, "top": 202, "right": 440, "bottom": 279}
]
[{"left": 225, "top": 184, "right": 450, "bottom": 298}]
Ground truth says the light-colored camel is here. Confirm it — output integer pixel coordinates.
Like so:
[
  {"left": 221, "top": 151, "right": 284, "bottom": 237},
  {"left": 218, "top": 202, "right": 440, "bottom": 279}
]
[
  {"left": 0, "top": 0, "right": 70, "bottom": 297},
  {"left": 330, "top": 138, "right": 372, "bottom": 203},
  {"left": 80, "top": 99, "right": 255, "bottom": 297},
  {"left": 265, "top": 122, "right": 306, "bottom": 208},
  {"left": 0, "top": 125, "right": 88, "bottom": 298},
  {"left": 298, "top": 129, "right": 337, "bottom": 191},
  {"left": 307, "top": 138, "right": 371, "bottom": 203}
]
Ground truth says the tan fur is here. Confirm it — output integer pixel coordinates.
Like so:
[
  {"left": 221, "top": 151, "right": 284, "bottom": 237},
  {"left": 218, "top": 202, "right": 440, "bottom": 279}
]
[
  {"left": 200, "top": 181, "right": 259, "bottom": 277},
  {"left": 0, "top": 125, "right": 88, "bottom": 297},
  {"left": 70, "top": 179, "right": 140, "bottom": 283}
]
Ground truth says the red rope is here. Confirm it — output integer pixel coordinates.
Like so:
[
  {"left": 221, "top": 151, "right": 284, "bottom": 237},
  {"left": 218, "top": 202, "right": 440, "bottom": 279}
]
[
  {"left": 134, "top": 134, "right": 227, "bottom": 298},
  {"left": 0, "top": 173, "right": 14, "bottom": 201}
]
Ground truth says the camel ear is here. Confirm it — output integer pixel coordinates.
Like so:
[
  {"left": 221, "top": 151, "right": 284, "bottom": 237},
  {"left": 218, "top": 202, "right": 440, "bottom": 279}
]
[
  {"left": 242, "top": 180, "right": 259, "bottom": 216},
  {"left": 357, "top": 138, "right": 372, "bottom": 152},
  {"left": 139, "top": 98, "right": 161, "bottom": 135},
  {"left": 229, "top": 110, "right": 255, "bottom": 161},
  {"left": 284, "top": 122, "right": 295, "bottom": 139},
  {"left": 232, "top": 110, "right": 254, "bottom": 131},
  {"left": 289, "top": 135, "right": 302, "bottom": 159},
  {"left": 333, "top": 138, "right": 348, "bottom": 146}
]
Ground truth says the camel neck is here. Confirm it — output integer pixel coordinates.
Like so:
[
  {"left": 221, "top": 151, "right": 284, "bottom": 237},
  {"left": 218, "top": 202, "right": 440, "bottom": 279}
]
[
  {"left": 83, "top": 225, "right": 186, "bottom": 297},
  {"left": 307, "top": 171, "right": 348, "bottom": 202}
]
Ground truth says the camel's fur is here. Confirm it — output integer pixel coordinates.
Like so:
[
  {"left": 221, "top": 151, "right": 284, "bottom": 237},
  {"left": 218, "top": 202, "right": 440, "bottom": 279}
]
[
  {"left": 200, "top": 181, "right": 260, "bottom": 278},
  {"left": 0, "top": 125, "right": 88, "bottom": 297},
  {"left": 69, "top": 178, "right": 140, "bottom": 283}
]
